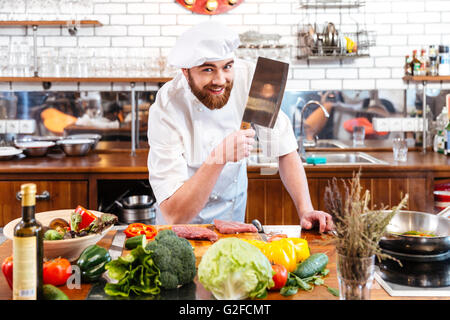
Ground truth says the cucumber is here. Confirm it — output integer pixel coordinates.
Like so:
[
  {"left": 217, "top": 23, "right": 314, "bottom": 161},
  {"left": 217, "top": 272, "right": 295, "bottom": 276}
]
[
  {"left": 125, "top": 234, "right": 147, "bottom": 250},
  {"left": 43, "top": 284, "right": 69, "bottom": 300},
  {"left": 293, "top": 253, "right": 329, "bottom": 279}
]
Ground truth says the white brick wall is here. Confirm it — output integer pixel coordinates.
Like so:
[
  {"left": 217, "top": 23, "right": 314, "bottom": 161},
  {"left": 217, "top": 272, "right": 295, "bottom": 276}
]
[{"left": 1, "top": 0, "right": 450, "bottom": 91}]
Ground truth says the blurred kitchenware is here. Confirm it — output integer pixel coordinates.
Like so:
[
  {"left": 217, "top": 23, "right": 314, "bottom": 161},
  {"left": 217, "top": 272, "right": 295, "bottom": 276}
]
[
  {"left": 119, "top": 195, "right": 155, "bottom": 209},
  {"left": 16, "top": 135, "right": 62, "bottom": 143},
  {"left": 14, "top": 141, "right": 55, "bottom": 157},
  {"left": 114, "top": 194, "right": 156, "bottom": 225},
  {"left": 0, "top": 147, "right": 22, "bottom": 160},
  {"left": 57, "top": 138, "right": 94, "bottom": 156},
  {"left": 66, "top": 133, "right": 101, "bottom": 149},
  {"left": 379, "top": 208, "right": 450, "bottom": 255}
]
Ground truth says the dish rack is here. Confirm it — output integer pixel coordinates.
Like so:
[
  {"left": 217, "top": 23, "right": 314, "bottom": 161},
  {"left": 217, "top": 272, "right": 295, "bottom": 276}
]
[{"left": 297, "top": 0, "right": 375, "bottom": 60}]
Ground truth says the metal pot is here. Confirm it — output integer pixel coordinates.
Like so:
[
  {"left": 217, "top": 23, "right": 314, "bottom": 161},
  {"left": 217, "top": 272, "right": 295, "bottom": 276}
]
[
  {"left": 379, "top": 207, "right": 450, "bottom": 255},
  {"left": 119, "top": 195, "right": 155, "bottom": 209},
  {"left": 115, "top": 195, "right": 156, "bottom": 224}
]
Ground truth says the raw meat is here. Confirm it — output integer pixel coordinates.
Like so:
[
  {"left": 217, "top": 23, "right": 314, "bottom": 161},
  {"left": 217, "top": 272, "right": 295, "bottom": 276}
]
[
  {"left": 172, "top": 225, "right": 219, "bottom": 242},
  {"left": 213, "top": 219, "right": 258, "bottom": 234}
]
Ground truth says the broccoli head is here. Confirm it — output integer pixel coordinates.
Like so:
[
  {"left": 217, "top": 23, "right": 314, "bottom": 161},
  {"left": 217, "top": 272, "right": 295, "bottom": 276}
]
[{"left": 145, "top": 229, "right": 196, "bottom": 290}]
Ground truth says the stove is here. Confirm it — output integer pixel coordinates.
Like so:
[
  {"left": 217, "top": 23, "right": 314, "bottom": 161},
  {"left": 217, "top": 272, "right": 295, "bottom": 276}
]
[{"left": 374, "top": 249, "right": 450, "bottom": 297}]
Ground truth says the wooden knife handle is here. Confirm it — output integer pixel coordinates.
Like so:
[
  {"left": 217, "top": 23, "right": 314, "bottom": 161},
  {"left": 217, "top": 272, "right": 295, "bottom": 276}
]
[{"left": 240, "top": 121, "right": 252, "bottom": 130}]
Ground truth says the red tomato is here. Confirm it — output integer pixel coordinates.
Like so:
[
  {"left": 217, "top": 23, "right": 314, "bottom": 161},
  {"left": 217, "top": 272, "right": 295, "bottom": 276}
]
[
  {"left": 43, "top": 258, "right": 72, "bottom": 286},
  {"left": 270, "top": 264, "right": 288, "bottom": 291}
]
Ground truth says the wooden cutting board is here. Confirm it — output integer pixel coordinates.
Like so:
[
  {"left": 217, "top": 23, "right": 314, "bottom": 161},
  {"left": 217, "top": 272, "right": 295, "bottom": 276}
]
[{"left": 122, "top": 224, "right": 264, "bottom": 266}]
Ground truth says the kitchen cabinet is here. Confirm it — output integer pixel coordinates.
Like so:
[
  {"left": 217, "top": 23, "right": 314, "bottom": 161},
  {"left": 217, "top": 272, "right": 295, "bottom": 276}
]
[
  {"left": 0, "top": 180, "right": 88, "bottom": 226},
  {"left": 246, "top": 173, "right": 431, "bottom": 226}
]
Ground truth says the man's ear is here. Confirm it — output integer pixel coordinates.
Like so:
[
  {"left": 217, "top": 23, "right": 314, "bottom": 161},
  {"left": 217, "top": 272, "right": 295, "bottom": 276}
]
[{"left": 181, "top": 68, "right": 189, "bottom": 79}]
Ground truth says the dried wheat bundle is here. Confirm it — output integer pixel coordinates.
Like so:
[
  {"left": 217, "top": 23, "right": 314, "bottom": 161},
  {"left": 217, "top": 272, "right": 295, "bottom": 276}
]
[{"left": 324, "top": 171, "right": 409, "bottom": 261}]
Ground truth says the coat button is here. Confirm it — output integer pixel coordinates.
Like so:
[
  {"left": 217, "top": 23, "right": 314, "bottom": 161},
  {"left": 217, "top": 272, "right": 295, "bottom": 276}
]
[{"left": 210, "top": 193, "right": 218, "bottom": 200}]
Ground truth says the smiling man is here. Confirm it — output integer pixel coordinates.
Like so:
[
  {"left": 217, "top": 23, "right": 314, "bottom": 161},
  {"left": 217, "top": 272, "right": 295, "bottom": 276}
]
[{"left": 147, "top": 21, "right": 333, "bottom": 232}]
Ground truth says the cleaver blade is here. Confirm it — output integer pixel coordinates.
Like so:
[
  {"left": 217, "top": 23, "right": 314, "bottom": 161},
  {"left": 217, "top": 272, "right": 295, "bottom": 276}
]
[{"left": 241, "top": 56, "right": 289, "bottom": 130}]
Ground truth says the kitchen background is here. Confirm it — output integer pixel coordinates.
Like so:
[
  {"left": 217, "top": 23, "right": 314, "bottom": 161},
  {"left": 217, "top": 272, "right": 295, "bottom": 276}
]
[
  {"left": 0, "top": 0, "right": 448, "bottom": 91},
  {"left": 0, "top": 0, "right": 449, "bottom": 146}
]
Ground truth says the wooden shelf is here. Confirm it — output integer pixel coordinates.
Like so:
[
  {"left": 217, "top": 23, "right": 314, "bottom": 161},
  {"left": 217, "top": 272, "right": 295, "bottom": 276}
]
[
  {"left": 403, "top": 75, "right": 450, "bottom": 82},
  {"left": 0, "top": 20, "right": 102, "bottom": 27},
  {"left": 0, "top": 77, "right": 172, "bottom": 83}
]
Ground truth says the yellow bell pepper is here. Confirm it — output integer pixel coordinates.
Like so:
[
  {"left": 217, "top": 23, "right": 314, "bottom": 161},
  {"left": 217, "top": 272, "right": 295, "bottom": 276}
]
[
  {"left": 265, "top": 238, "right": 298, "bottom": 272},
  {"left": 242, "top": 237, "right": 310, "bottom": 273},
  {"left": 288, "top": 238, "right": 310, "bottom": 263},
  {"left": 243, "top": 239, "right": 267, "bottom": 253}
]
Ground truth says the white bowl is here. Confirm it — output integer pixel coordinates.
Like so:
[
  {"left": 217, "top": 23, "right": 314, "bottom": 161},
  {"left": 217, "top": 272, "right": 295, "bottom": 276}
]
[
  {"left": 3, "top": 209, "right": 114, "bottom": 262},
  {"left": 0, "top": 147, "right": 22, "bottom": 160}
]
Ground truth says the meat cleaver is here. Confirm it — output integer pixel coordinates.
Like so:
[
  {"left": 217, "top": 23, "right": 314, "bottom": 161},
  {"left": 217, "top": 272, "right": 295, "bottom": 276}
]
[{"left": 241, "top": 57, "right": 290, "bottom": 130}]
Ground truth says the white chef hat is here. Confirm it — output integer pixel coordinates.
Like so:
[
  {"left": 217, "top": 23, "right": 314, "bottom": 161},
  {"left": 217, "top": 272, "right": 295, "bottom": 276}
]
[{"left": 168, "top": 21, "right": 240, "bottom": 69}]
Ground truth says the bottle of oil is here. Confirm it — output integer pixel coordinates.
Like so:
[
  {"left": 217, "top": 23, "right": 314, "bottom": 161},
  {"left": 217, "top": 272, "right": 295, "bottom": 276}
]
[{"left": 13, "top": 183, "right": 43, "bottom": 300}]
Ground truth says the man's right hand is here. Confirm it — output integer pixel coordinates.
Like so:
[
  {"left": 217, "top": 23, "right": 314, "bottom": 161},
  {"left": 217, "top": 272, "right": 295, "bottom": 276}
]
[{"left": 208, "top": 129, "right": 256, "bottom": 164}]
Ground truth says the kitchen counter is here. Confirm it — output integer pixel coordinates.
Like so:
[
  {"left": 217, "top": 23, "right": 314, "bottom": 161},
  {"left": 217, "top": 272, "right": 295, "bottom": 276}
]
[
  {"left": 0, "top": 227, "right": 447, "bottom": 301},
  {"left": 0, "top": 146, "right": 449, "bottom": 175}
]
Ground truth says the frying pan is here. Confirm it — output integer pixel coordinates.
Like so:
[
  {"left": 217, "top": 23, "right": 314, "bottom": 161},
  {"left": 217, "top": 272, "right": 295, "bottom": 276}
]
[{"left": 379, "top": 207, "right": 450, "bottom": 255}]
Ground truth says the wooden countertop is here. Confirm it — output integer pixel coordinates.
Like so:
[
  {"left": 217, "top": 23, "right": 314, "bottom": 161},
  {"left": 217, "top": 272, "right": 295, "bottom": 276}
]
[
  {"left": 0, "top": 145, "right": 449, "bottom": 175},
  {"left": 0, "top": 228, "right": 447, "bottom": 301}
]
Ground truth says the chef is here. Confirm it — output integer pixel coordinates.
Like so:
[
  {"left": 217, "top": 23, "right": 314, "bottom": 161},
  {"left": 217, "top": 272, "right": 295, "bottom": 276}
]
[{"left": 147, "top": 21, "right": 334, "bottom": 232}]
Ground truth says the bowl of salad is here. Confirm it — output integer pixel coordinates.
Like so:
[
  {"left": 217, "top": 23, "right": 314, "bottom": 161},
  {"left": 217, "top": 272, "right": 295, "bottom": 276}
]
[{"left": 3, "top": 206, "right": 118, "bottom": 261}]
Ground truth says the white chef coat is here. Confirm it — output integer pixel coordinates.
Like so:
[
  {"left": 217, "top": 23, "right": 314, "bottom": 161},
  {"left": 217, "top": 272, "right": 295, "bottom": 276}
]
[{"left": 147, "top": 58, "right": 297, "bottom": 224}]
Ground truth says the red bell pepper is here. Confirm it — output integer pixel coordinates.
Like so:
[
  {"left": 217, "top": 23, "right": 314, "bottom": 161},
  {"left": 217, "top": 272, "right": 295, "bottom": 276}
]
[
  {"left": 74, "top": 205, "right": 98, "bottom": 231},
  {"left": 124, "top": 223, "right": 157, "bottom": 240},
  {"left": 2, "top": 256, "right": 13, "bottom": 290}
]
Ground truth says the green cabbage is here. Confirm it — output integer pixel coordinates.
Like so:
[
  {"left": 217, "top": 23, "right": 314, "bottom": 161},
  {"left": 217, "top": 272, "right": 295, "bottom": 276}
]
[{"left": 197, "top": 237, "right": 274, "bottom": 300}]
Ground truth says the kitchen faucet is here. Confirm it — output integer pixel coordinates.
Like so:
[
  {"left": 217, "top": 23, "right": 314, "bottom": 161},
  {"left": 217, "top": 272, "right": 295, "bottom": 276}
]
[{"left": 296, "top": 100, "right": 330, "bottom": 160}]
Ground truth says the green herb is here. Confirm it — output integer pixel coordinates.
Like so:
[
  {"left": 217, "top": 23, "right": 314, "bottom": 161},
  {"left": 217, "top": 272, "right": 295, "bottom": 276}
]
[
  {"left": 280, "top": 286, "right": 298, "bottom": 297},
  {"left": 280, "top": 269, "right": 336, "bottom": 297},
  {"left": 326, "top": 286, "right": 339, "bottom": 297},
  {"left": 320, "top": 269, "right": 330, "bottom": 276}
]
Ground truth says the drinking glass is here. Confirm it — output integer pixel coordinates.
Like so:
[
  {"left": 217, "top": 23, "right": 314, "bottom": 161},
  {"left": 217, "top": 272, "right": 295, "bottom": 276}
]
[
  {"left": 392, "top": 138, "right": 408, "bottom": 162},
  {"left": 353, "top": 126, "right": 365, "bottom": 146}
]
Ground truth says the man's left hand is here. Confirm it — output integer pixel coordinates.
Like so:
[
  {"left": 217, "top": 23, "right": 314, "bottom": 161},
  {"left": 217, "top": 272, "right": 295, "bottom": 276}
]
[{"left": 300, "top": 210, "right": 335, "bottom": 233}]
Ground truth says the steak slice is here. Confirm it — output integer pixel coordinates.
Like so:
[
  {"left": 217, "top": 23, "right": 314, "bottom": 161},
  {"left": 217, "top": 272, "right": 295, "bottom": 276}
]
[
  {"left": 214, "top": 219, "right": 258, "bottom": 234},
  {"left": 172, "top": 225, "right": 219, "bottom": 242}
]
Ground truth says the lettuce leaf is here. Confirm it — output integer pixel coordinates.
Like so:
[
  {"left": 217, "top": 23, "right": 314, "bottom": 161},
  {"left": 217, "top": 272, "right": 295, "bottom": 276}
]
[{"left": 104, "top": 245, "right": 161, "bottom": 297}]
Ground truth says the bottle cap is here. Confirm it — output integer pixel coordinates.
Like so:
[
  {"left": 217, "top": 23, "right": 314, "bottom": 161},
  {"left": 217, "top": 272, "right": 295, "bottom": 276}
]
[
  {"left": 21, "top": 183, "right": 36, "bottom": 195},
  {"left": 20, "top": 183, "right": 36, "bottom": 207}
]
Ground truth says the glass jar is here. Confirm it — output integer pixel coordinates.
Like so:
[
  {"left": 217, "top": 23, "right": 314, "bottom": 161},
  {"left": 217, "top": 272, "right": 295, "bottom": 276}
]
[{"left": 336, "top": 254, "right": 375, "bottom": 300}]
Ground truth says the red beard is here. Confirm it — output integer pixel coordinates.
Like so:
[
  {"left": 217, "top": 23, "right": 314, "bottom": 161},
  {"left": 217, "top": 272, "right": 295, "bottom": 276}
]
[{"left": 187, "top": 71, "right": 233, "bottom": 110}]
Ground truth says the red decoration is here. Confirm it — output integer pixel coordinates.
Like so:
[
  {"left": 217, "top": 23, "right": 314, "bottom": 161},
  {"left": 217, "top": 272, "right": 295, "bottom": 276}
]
[{"left": 176, "top": 0, "right": 244, "bottom": 15}]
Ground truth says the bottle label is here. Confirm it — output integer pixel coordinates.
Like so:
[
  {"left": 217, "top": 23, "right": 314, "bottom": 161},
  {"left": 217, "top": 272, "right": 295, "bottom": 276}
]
[{"left": 13, "top": 236, "right": 37, "bottom": 300}]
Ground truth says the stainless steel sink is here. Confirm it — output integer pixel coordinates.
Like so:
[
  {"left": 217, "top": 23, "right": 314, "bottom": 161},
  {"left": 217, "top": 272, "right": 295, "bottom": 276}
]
[
  {"left": 312, "top": 139, "right": 348, "bottom": 149},
  {"left": 246, "top": 151, "right": 388, "bottom": 168},
  {"left": 303, "top": 152, "right": 388, "bottom": 165}
]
